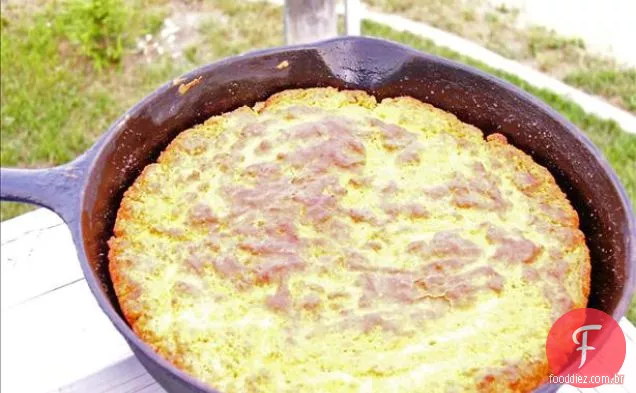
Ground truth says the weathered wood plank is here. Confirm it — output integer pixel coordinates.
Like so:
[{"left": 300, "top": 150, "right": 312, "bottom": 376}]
[
  {"left": 345, "top": 0, "right": 361, "bottom": 36},
  {"left": 53, "top": 357, "right": 164, "bottom": 393},
  {"left": 1, "top": 220, "right": 82, "bottom": 310},
  {"left": 617, "top": 331, "right": 636, "bottom": 391},
  {"left": 1, "top": 280, "right": 131, "bottom": 393},
  {"left": 131, "top": 383, "right": 165, "bottom": 393},
  {"left": 621, "top": 318, "right": 636, "bottom": 342},
  {"left": 0, "top": 208, "right": 63, "bottom": 244},
  {"left": 595, "top": 385, "right": 630, "bottom": 393},
  {"left": 284, "top": 0, "right": 337, "bottom": 44}
]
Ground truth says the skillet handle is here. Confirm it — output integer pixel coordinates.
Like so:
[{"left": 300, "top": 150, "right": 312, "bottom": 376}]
[{"left": 0, "top": 158, "right": 87, "bottom": 223}]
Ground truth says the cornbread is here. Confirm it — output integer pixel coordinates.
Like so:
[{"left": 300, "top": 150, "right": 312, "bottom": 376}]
[{"left": 108, "top": 87, "right": 590, "bottom": 393}]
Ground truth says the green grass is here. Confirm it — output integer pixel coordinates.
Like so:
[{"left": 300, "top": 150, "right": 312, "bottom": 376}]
[
  {"left": 0, "top": 0, "right": 177, "bottom": 220},
  {"left": 565, "top": 68, "right": 636, "bottom": 112},
  {"left": 195, "top": 0, "right": 284, "bottom": 62},
  {"left": 1, "top": 5, "right": 113, "bottom": 218},
  {"left": 1, "top": 0, "right": 634, "bottom": 322},
  {"left": 365, "top": 0, "right": 636, "bottom": 114}
]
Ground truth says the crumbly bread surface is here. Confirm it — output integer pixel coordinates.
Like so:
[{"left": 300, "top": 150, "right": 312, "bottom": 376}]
[{"left": 109, "top": 88, "right": 590, "bottom": 393}]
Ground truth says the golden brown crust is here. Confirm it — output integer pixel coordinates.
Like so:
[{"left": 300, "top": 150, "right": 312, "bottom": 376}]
[
  {"left": 109, "top": 87, "right": 590, "bottom": 393},
  {"left": 473, "top": 359, "right": 550, "bottom": 393}
]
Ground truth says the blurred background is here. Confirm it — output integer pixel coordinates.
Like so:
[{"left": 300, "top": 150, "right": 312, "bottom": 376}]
[{"left": 1, "top": 0, "right": 634, "bottom": 319}]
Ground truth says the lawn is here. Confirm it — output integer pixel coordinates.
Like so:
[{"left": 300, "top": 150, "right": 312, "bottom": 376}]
[
  {"left": 366, "top": 0, "right": 636, "bottom": 114},
  {"left": 1, "top": 0, "right": 634, "bottom": 321}
]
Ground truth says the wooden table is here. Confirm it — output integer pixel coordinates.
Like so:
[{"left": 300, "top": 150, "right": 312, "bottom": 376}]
[{"left": 1, "top": 208, "right": 634, "bottom": 393}]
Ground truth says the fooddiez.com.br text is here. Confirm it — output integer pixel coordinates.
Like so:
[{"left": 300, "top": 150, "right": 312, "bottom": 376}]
[{"left": 549, "top": 374, "right": 624, "bottom": 385}]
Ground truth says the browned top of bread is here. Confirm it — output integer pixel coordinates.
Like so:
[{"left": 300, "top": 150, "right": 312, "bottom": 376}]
[{"left": 109, "top": 87, "right": 590, "bottom": 393}]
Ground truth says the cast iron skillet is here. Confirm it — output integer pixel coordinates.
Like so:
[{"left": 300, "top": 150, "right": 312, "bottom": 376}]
[{"left": 1, "top": 37, "right": 634, "bottom": 393}]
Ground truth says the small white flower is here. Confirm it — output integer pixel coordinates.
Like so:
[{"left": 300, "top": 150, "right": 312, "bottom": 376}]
[{"left": 164, "top": 18, "right": 176, "bottom": 29}]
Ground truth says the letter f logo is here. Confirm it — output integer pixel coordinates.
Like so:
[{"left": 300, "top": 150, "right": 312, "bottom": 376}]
[{"left": 572, "top": 324, "right": 602, "bottom": 368}]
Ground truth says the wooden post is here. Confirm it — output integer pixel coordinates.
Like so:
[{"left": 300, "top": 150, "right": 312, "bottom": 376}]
[
  {"left": 285, "top": 0, "right": 337, "bottom": 45},
  {"left": 345, "top": 0, "right": 361, "bottom": 36}
]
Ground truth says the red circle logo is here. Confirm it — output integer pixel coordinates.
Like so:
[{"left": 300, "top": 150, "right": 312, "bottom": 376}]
[{"left": 546, "top": 308, "right": 626, "bottom": 387}]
